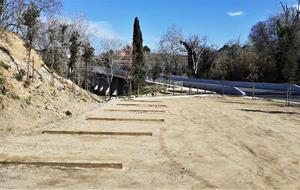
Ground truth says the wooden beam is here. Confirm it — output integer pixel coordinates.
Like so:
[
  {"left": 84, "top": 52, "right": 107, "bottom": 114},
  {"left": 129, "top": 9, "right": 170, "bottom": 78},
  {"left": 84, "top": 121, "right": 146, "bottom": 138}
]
[
  {"left": 86, "top": 117, "right": 165, "bottom": 122},
  {"left": 104, "top": 109, "right": 166, "bottom": 113},
  {"left": 122, "top": 100, "right": 162, "bottom": 103},
  {"left": 0, "top": 161, "right": 123, "bottom": 169},
  {"left": 42, "top": 130, "right": 153, "bottom": 136},
  {"left": 117, "top": 103, "right": 167, "bottom": 107}
]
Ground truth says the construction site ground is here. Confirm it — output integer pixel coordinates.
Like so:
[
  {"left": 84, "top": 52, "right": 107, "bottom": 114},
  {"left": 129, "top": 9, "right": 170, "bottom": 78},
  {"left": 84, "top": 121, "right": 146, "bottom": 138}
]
[{"left": 1, "top": 96, "right": 300, "bottom": 189}]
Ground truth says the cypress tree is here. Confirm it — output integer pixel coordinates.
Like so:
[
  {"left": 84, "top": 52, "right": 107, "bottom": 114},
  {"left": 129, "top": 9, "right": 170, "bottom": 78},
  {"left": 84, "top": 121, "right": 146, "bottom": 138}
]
[{"left": 132, "top": 17, "right": 146, "bottom": 90}]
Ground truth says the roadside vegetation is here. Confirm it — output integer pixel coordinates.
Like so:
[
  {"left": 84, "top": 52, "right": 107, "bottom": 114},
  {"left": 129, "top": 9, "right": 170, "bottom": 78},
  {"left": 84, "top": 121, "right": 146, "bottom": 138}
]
[{"left": 0, "top": 0, "right": 299, "bottom": 99}]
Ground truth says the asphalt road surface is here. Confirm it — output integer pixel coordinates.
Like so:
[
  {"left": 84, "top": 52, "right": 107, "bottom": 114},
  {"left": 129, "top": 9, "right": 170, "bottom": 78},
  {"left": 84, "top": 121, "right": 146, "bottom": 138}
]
[{"left": 239, "top": 88, "right": 300, "bottom": 103}]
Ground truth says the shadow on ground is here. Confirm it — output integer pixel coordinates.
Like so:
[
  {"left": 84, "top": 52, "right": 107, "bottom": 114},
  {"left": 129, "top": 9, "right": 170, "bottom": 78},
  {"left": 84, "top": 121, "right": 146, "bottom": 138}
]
[{"left": 238, "top": 109, "right": 300, "bottom": 115}]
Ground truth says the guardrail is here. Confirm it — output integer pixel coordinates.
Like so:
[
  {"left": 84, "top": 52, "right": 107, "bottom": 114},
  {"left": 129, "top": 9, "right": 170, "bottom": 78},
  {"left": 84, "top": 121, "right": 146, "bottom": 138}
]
[
  {"left": 148, "top": 78, "right": 245, "bottom": 96},
  {"left": 169, "top": 76, "right": 300, "bottom": 94}
]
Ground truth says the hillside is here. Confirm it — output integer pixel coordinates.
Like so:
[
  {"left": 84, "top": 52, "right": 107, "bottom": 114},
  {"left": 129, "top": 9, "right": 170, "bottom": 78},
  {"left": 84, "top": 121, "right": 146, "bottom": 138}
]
[{"left": 0, "top": 32, "right": 102, "bottom": 138}]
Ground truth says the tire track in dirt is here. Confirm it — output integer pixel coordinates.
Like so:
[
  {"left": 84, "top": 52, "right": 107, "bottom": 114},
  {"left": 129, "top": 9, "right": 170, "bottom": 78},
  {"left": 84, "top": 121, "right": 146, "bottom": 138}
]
[
  {"left": 159, "top": 127, "right": 218, "bottom": 189},
  {"left": 215, "top": 106, "right": 285, "bottom": 189},
  {"left": 238, "top": 142, "right": 283, "bottom": 189},
  {"left": 181, "top": 97, "right": 285, "bottom": 189}
]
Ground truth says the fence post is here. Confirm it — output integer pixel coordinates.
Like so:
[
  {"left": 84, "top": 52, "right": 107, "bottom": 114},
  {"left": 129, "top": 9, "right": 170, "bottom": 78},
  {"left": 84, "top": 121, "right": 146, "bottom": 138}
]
[
  {"left": 181, "top": 85, "right": 183, "bottom": 94},
  {"left": 173, "top": 81, "right": 175, "bottom": 96},
  {"left": 252, "top": 82, "right": 255, "bottom": 100},
  {"left": 222, "top": 80, "right": 225, "bottom": 96},
  {"left": 289, "top": 83, "right": 292, "bottom": 105},
  {"left": 129, "top": 80, "right": 132, "bottom": 98},
  {"left": 286, "top": 85, "right": 289, "bottom": 106},
  {"left": 31, "top": 56, "right": 35, "bottom": 83},
  {"left": 164, "top": 80, "right": 166, "bottom": 95}
]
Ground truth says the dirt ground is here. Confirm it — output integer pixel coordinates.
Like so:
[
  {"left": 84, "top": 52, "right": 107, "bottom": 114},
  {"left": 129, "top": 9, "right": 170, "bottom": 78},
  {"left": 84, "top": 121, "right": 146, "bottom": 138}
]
[
  {"left": 0, "top": 32, "right": 102, "bottom": 138},
  {"left": 0, "top": 96, "right": 300, "bottom": 189}
]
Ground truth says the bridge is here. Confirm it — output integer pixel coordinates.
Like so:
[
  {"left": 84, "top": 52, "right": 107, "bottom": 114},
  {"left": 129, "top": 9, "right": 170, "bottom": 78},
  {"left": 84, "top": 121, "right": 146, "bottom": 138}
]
[{"left": 91, "top": 66, "right": 130, "bottom": 96}]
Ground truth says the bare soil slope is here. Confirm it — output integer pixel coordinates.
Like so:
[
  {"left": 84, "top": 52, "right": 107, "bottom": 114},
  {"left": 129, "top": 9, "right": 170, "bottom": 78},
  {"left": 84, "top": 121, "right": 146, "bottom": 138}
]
[{"left": 0, "top": 32, "right": 102, "bottom": 138}]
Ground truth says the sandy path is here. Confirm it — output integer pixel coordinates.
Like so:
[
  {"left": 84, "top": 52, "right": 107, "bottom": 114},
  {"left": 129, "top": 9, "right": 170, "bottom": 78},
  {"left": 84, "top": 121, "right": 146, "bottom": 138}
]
[{"left": 0, "top": 96, "right": 300, "bottom": 189}]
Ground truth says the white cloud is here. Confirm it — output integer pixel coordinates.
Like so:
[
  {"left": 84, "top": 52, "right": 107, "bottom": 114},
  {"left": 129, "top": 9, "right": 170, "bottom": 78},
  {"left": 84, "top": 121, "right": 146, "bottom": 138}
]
[
  {"left": 228, "top": 11, "right": 244, "bottom": 17},
  {"left": 87, "top": 21, "right": 118, "bottom": 40}
]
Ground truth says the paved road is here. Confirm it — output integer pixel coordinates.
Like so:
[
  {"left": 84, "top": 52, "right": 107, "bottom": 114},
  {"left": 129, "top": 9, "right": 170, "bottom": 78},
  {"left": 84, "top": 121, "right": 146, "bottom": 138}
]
[
  {"left": 155, "top": 77, "right": 300, "bottom": 103},
  {"left": 239, "top": 88, "right": 300, "bottom": 103}
]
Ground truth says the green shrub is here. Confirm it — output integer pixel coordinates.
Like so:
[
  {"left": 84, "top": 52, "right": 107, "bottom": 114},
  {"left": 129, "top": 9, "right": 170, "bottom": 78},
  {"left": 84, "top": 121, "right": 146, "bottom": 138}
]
[
  {"left": 0, "top": 61, "right": 11, "bottom": 70},
  {"left": 0, "top": 76, "right": 5, "bottom": 85},
  {"left": 23, "top": 80, "right": 30, "bottom": 88},
  {"left": 9, "top": 92, "right": 20, "bottom": 100},
  {"left": 0, "top": 76, "right": 6, "bottom": 95},
  {"left": 14, "top": 69, "right": 25, "bottom": 81},
  {"left": 24, "top": 96, "right": 31, "bottom": 105}
]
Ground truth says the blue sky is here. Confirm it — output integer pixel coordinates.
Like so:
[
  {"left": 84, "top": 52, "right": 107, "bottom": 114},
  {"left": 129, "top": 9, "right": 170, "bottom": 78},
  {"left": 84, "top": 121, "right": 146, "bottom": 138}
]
[{"left": 62, "top": 0, "right": 297, "bottom": 51}]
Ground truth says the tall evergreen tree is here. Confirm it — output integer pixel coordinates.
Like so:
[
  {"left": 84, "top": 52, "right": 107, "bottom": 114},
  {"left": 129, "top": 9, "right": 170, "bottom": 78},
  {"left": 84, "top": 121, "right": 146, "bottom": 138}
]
[
  {"left": 68, "top": 31, "right": 80, "bottom": 80},
  {"left": 82, "top": 42, "right": 94, "bottom": 89},
  {"left": 132, "top": 17, "right": 146, "bottom": 90},
  {"left": 22, "top": 2, "right": 40, "bottom": 82}
]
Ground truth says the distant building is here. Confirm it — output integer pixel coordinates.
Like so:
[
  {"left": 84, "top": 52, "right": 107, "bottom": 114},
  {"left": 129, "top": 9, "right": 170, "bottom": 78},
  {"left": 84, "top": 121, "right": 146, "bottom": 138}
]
[
  {"left": 114, "top": 44, "right": 132, "bottom": 70},
  {"left": 116, "top": 44, "right": 132, "bottom": 57}
]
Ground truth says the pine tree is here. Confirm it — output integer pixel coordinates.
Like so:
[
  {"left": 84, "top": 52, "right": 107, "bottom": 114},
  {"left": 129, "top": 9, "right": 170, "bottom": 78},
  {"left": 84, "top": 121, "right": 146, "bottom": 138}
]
[
  {"left": 151, "top": 62, "right": 161, "bottom": 82},
  {"left": 22, "top": 2, "right": 40, "bottom": 82},
  {"left": 82, "top": 42, "right": 94, "bottom": 90},
  {"left": 132, "top": 17, "right": 146, "bottom": 90}
]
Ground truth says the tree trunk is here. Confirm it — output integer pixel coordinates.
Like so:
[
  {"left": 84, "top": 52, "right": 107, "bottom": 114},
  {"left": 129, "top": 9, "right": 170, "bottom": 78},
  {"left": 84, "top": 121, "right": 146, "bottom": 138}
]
[
  {"left": 222, "top": 79, "right": 225, "bottom": 96},
  {"left": 51, "top": 48, "right": 55, "bottom": 86},
  {"left": 26, "top": 48, "right": 32, "bottom": 81},
  {"left": 286, "top": 84, "right": 290, "bottom": 106},
  {"left": 252, "top": 82, "right": 255, "bottom": 100}
]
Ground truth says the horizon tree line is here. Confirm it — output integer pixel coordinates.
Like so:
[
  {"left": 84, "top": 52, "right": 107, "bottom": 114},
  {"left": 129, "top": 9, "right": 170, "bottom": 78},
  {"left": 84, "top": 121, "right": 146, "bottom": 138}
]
[
  {"left": 154, "top": 1, "right": 300, "bottom": 85},
  {"left": 1, "top": 0, "right": 299, "bottom": 97}
]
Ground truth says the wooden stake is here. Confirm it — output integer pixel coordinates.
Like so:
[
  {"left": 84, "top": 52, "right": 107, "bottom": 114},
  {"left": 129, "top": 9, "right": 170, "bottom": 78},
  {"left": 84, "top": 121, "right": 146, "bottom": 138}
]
[
  {"left": 122, "top": 100, "right": 162, "bottom": 103},
  {"left": 31, "top": 56, "right": 35, "bottom": 82},
  {"left": 43, "top": 130, "right": 153, "bottom": 136},
  {"left": 117, "top": 103, "right": 167, "bottom": 107},
  {"left": 0, "top": 161, "right": 122, "bottom": 169},
  {"left": 104, "top": 109, "right": 166, "bottom": 113},
  {"left": 86, "top": 117, "right": 165, "bottom": 122}
]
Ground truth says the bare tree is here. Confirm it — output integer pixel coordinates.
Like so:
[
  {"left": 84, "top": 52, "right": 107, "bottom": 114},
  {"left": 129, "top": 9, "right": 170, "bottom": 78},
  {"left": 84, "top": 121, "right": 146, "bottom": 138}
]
[
  {"left": 159, "top": 25, "right": 183, "bottom": 75},
  {"left": 0, "top": 0, "right": 23, "bottom": 35},
  {"left": 277, "top": 1, "right": 300, "bottom": 105},
  {"left": 0, "top": 0, "right": 61, "bottom": 36},
  {"left": 100, "top": 38, "right": 122, "bottom": 96},
  {"left": 181, "top": 35, "right": 213, "bottom": 78},
  {"left": 28, "top": 0, "right": 62, "bottom": 18}
]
